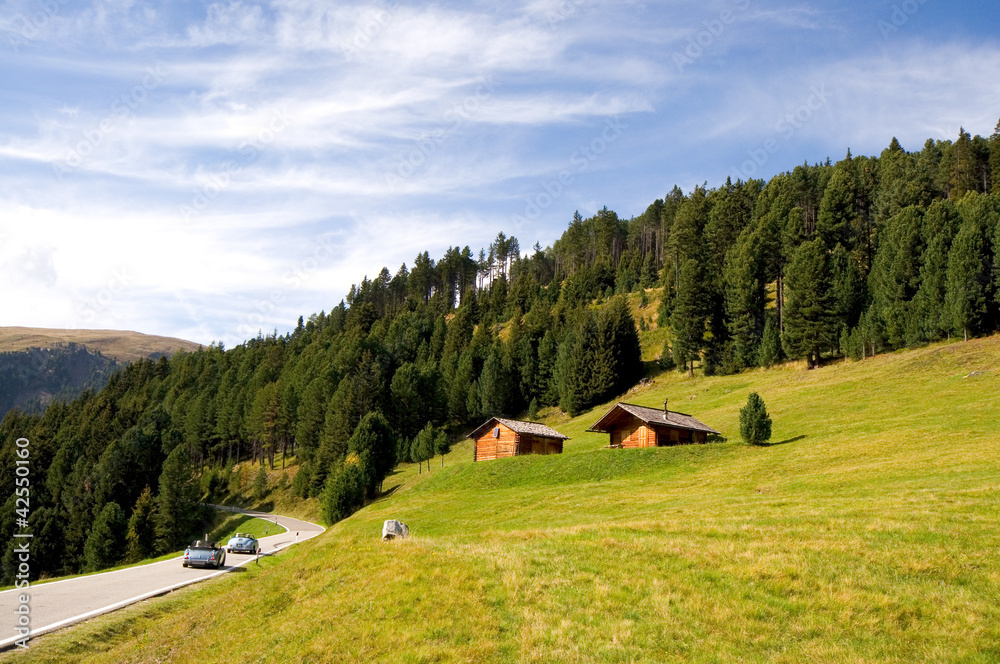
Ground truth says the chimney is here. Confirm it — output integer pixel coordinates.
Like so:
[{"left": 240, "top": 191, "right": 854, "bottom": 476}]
[{"left": 663, "top": 398, "right": 669, "bottom": 420}]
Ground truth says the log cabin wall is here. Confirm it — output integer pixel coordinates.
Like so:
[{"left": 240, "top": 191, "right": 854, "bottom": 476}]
[
  {"left": 519, "top": 434, "right": 563, "bottom": 455},
  {"left": 474, "top": 423, "right": 519, "bottom": 461},
  {"left": 614, "top": 416, "right": 657, "bottom": 448}
]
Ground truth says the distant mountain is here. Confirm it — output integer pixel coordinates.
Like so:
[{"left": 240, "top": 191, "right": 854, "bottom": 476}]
[
  {"left": 0, "top": 327, "right": 202, "bottom": 363},
  {"left": 0, "top": 327, "right": 201, "bottom": 417}
]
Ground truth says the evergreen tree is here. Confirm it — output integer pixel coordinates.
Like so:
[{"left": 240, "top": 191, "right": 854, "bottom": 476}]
[
  {"left": 658, "top": 340, "right": 676, "bottom": 371},
  {"left": 782, "top": 239, "right": 837, "bottom": 367},
  {"left": 739, "top": 392, "right": 772, "bottom": 446},
  {"left": 600, "top": 295, "right": 643, "bottom": 394},
  {"left": 155, "top": 444, "right": 201, "bottom": 553},
  {"left": 868, "top": 207, "right": 924, "bottom": 347},
  {"left": 479, "top": 342, "right": 514, "bottom": 417},
  {"left": 671, "top": 258, "right": 706, "bottom": 376},
  {"left": 990, "top": 118, "right": 1000, "bottom": 195},
  {"left": 945, "top": 207, "right": 994, "bottom": 340},
  {"left": 347, "top": 411, "right": 396, "bottom": 496},
  {"left": 758, "top": 316, "right": 781, "bottom": 368},
  {"left": 724, "top": 229, "right": 766, "bottom": 369},
  {"left": 319, "top": 454, "right": 366, "bottom": 524},
  {"left": 125, "top": 487, "right": 157, "bottom": 563},
  {"left": 83, "top": 502, "right": 126, "bottom": 572},
  {"left": 253, "top": 465, "right": 268, "bottom": 500}
]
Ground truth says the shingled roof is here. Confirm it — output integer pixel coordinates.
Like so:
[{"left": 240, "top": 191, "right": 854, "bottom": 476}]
[
  {"left": 587, "top": 402, "right": 720, "bottom": 435},
  {"left": 468, "top": 417, "right": 570, "bottom": 440}
]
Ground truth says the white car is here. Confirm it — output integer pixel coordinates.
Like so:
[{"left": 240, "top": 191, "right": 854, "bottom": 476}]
[{"left": 225, "top": 533, "right": 260, "bottom": 555}]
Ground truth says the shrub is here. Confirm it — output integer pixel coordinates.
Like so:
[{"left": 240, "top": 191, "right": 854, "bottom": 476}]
[{"left": 739, "top": 392, "right": 772, "bottom": 446}]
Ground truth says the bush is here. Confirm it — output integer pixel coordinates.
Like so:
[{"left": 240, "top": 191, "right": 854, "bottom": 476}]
[
  {"left": 320, "top": 454, "right": 367, "bottom": 525},
  {"left": 739, "top": 392, "right": 772, "bottom": 446}
]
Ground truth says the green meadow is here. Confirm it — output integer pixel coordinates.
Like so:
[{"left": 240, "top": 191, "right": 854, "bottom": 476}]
[{"left": 6, "top": 336, "right": 999, "bottom": 663}]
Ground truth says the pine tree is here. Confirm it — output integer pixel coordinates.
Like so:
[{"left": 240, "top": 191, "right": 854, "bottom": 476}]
[
  {"left": 155, "top": 445, "right": 201, "bottom": 553},
  {"left": 945, "top": 207, "right": 994, "bottom": 341},
  {"left": 868, "top": 207, "right": 924, "bottom": 347},
  {"left": 347, "top": 411, "right": 396, "bottom": 496},
  {"left": 758, "top": 316, "right": 781, "bottom": 368},
  {"left": 782, "top": 239, "right": 837, "bottom": 367},
  {"left": 671, "top": 258, "right": 706, "bottom": 377},
  {"left": 724, "top": 229, "right": 766, "bottom": 369},
  {"left": 739, "top": 392, "right": 772, "bottom": 446},
  {"left": 253, "top": 465, "right": 268, "bottom": 500},
  {"left": 990, "top": 118, "right": 1000, "bottom": 195},
  {"left": 319, "top": 454, "right": 366, "bottom": 525},
  {"left": 914, "top": 200, "right": 962, "bottom": 340},
  {"left": 83, "top": 502, "right": 126, "bottom": 572},
  {"left": 601, "top": 295, "right": 643, "bottom": 395},
  {"left": 125, "top": 487, "right": 157, "bottom": 563}
]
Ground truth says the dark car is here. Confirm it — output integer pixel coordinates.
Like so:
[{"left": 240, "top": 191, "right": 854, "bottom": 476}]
[
  {"left": 182, "top": 540, "right": 227, "bottom": 569},
  {"left": 226, "top": 533, "right": 260, "bottom": 555}
]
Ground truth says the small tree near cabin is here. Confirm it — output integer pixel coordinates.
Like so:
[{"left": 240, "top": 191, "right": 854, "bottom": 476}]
[{"left": 739, "top": 392, "right": 773, "bottom": 446}]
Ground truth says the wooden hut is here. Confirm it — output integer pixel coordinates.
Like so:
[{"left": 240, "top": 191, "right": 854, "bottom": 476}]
[
  {"left": 469, "top": 418, "right": 569, "bottom": 462},
  {"left": 587, "top": 401, "right": 719, "bottom": 447}
]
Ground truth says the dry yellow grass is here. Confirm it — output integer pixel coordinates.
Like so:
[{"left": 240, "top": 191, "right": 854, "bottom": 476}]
[{"left": 0, "top": 326, "right": 201, "bottom": 362}]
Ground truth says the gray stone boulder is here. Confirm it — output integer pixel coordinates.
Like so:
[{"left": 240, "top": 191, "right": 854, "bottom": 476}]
[{"left": 382, "top": 519, "right": 409, "bottom": 540}]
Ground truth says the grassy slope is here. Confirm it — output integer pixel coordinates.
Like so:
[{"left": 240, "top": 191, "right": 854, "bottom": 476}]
[
  {"left": 0, "top": 326, "right": 202, "bottom": 363},
  {"left": 7, "top": 337, "right": 999, "bottom": 663}
]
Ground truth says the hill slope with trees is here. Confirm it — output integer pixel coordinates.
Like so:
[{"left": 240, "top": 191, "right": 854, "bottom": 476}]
[{"left": 2, "top": 124, "right": 1000, "bottom": 583}]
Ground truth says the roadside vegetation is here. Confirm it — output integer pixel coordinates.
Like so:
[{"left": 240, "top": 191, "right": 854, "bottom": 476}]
[{"left": 6, "top": 335, "right": 998, "bottom": 663}]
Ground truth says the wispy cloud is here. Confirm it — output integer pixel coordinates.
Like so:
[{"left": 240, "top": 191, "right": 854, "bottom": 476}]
[{"left": 1, "top": 0, "right": 996, "bottom": 343}]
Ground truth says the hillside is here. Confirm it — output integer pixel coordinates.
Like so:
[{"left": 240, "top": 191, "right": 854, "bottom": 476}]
[
  {"left": 0, "top": 327, "right": 202, "bottom": 363},
  {"left": 9, "top": 336, "right": 999, "bottom": 663},
  {"left": 0, "top": 327, "right": 202, "bottom": 418}
]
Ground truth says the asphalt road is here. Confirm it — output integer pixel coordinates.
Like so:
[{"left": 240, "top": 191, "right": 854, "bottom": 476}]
[{"left": 0, "top": 508, "right": 324, "bottom": 650}]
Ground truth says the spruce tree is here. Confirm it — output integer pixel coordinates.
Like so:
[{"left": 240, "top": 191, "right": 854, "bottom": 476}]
[
  {"left": 739, "top": 392, "right": 772, "bottom": 446},
  {"left": 347, "top": 411, "right": 396, "bottom": 496},
  {"left": 945, "top": 212, "right": 992, "bottom": 341},
  {"left": 782, "top": 239, "right": 837, "bottom": 367},
  {"left": 125, "top": 487, "right": 157, "bottom": 563},
  {"left": 671, "top": 258, "right": 706, "bottom": 377},
  {"left": 83, "top": 502, "right": 126, "bottom": 572},
  {"left": 155, "top": 444, "right": 201, "bottom": 553},
  {"left": 724, "top": 229, "right": 765, "bottom": 369},
  {"left": 758, "top": 316, "right": 781, "bottom": 368}
]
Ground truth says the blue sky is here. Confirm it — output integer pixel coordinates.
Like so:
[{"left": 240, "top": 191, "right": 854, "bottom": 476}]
[{"left": 1, "top": 0, "right": 999, "bottom": 347}]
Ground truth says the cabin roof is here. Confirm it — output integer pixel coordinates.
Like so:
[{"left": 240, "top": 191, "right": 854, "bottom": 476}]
[
  {"left": 468, "top": 417, "right": 570, "bottom": 440},
  {"left": 587, "top": 402, "right": 720, "bottom": 435}
]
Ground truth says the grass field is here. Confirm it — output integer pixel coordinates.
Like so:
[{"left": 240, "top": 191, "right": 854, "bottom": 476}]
[{"left": 6, "top": 336, "right": 999, "bottom": 663}]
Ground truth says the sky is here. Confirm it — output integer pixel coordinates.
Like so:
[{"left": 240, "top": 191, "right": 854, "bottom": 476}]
[{"left": 1, "top": 0, "right": 999, "bottom": 348}]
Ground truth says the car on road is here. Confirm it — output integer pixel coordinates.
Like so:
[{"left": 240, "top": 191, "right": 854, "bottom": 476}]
[
  {"left": 182, "top": 541, "right": 227, "bottom": 569},
  {"left": 226, "top": 533, "right": 260, "bottom": 555}
]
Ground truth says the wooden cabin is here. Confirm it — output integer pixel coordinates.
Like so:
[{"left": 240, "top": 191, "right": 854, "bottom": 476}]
[
  {"left": 587, "top": 401, "right": 719, "bottom": 448},
  {"left": 469, "top": 418, "right": 569, "bottom": 462}
]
